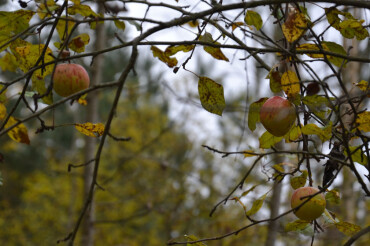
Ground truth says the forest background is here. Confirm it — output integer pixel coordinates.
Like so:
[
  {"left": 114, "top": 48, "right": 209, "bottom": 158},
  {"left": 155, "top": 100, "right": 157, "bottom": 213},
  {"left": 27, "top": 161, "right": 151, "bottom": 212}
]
[{"left": 0, "top": 0, "right": 369, "bottom": 245}]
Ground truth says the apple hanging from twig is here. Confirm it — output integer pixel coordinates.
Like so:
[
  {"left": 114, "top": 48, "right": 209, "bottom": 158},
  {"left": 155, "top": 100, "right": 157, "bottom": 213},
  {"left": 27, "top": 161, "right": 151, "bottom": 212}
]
[
  {"left": 53, "top": 63, "right": 90, "bottom": 97},
  {"left": 259, "top": 96, "right": 296, "bottom": 137},
  {"left": 291, "top": 187, "right": 326, "bottom": 221}
]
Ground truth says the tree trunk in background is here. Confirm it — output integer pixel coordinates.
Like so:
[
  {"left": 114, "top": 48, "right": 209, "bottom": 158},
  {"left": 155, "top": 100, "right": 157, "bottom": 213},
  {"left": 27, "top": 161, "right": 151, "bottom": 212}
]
[
  {"left": 264, "top": 141, "right": 284, "bottom": 246},
  {"left": 264, "top": 180, "right": 282, "bottom": 246},
  {"left": 341, "top": 7, "right": 359, "bottom": 223},
  {"left": 81, "top": 2, "right": 106, "bottom": 245}
]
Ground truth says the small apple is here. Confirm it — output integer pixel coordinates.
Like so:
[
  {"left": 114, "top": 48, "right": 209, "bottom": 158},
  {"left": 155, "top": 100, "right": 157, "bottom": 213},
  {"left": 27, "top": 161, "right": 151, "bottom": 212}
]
[
  {"left": 53, "top": 63, "right": 90, "bottom": 97},
  {"left": 291, "top": 187, "right": 326, "bottom": 221},
  {"left": 259, "top": 96, "right": 296, "bottom": 137}
]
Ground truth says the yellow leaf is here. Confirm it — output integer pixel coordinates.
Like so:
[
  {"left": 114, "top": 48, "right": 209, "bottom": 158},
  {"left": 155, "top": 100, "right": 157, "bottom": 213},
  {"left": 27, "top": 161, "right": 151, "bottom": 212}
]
[
  {"left": 246, "top": 192, "right": 268, "bottom": 216},
  {"left": 243, "top": 150, "right": 258, "bottom": 158},
  {"left": 231, "top": 22, "right": 246, "bottom": 31},
  {"left": 10, "top": 40, "right": 54, "bottom": 104},
  {"left": 282, "top": 12, "right": 308, "bottom": 43},
  {"left": 77, "top": 98, "right": 87, "bottom": 106},
  {"left": 150, "top": 46, "right": 178, "bottom": 68},
  {"left": 56, "top": 18, "right": 76, "bottom": 41},
  {"left": 0, "top": 10, "right": 34, "bottom": 36},
  {"left": 244, "top": 10, "right": 263, "bottom": 30},
  {"left": 114, "top": 20, "right": 126, "bottom": 31},
  {"left": 0, "top": 103, "right": 6, "bottom": 119},
  {"left": 284, "top": 124, "right": 302, "bottom": 143},
  {"left": 301, "top": 123, "right": 332, "bottom": 142},
  {"left": 199, "top": 32, "right": 229, "bottom": 62},
  {"left": 37, "top": 0, "right": 59, "bottom": 19},
  {"left": 198, "top": 77, "right": 225, "bottom": 116},
  {"left": 187, "top": 20, "right": 199, "bottom": 28},
  {"left": 68, "top": 4, "right": 99, "bottom": 17},
  {"left": 239, "top": 185, "right": 258, "bottom": 198},
  {"left": 0, "top": 52, "right": 18, "bottom": 72},
  {"left": 266, "top": 69, "right": 282, "bottom": 93},
  {"left": 347, "top": 146, "right": 368, "bottom": 166},
  {"left": 164, "top": 45, "right": 194, "bottom": 56},
  {"left": 0, "top": 85, "right": 7, "bottom": 102},
  {"left": 248, "top": 97, "right": 268, "bottom": 131},
  {"left": 290, "top": 170, "right": 308, "bottom": 189},
  {"left": 259, "top": 131, "right": 283, "bottom": 149},
  {"left": 281, "top": 70, "right": 300, "bottom": 97},
  {"left": 296, "top": 43, "right": 325, "bottom": 58},
  {"left": 4, "top": 116, "right": 30, "bottom": 144},
  {"left": 335, "top": 222, "right": 361, "bottom": 236},
  {"left": 285, "top": 220, "right": 310, "bottom": 232},
  {"left": 356, "top": 111, "right": 370, "bottom": 132},
  {"left": 353, "top": 80, "right": 368, "bottom": 93},
  {"left": 68, "top": 33, "right": 90, "bottom": 53},
  {"left": 325, "top": 189, "right": 341, "bottom": 205},
  {"left": 75, "top": 123, "right": 105, "bottom": 137}
]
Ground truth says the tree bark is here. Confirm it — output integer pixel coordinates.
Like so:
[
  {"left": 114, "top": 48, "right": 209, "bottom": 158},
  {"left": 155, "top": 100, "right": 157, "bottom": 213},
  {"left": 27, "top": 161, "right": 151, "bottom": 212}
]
[
  {"left": 264, "top": 180, "right": 282, "bottom": 246},
  {"left": 81, "top": 2, "right": 106, "bottom": 245}
]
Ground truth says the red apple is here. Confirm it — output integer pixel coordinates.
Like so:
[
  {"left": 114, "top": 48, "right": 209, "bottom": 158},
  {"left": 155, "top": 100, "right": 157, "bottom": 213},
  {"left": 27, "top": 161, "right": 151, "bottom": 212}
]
[
  {"left": 291, "top": 187, "right": 326, "bottom": 221},
  {"left": 259, "top": 96, "right": 296, "bottom": 137},
  {"left": 53, "top": 63, "right": 90, "bottom": 97}
]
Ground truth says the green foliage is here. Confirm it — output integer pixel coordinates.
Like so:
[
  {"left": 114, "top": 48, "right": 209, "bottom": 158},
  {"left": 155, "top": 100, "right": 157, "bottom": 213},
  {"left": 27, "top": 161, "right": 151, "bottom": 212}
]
[{"left": 244, "top": 10, "right": 263, "bottom": 30}]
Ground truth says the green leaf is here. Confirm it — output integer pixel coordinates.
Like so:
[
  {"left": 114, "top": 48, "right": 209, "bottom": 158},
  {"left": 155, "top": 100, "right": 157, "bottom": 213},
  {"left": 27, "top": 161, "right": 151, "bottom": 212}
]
[
  {"left": 239, "top": 185, "right": 258, "bottom": 198},
  {"left": 259, "top": 131, "right": 283, "bottom": 149},
  {"left": 198, "top": 77, "right": 225, "bottom": 116},
  {"left": 290, "top": 170, "right": 307, "bottom": 189},
  {"left": 244, "top": 10, "right": 263, "bottom": 30},
  {"left": 325, "top": 189, "right": 341, "bottom": 205},
  {"left": 184, "top": 235, "right": 206, "bottom": 246},
  {"left": 335, "top": 221, "right": 361, "bottom": 236},
  {"left": 301, "top": 123, "right": 332, "bottom": 142},
  {"left": 248, "top": 98, "right": 268, "bottom": 132},
  {"left": 285, "top": 219, "right": 310, "bottom": 232},
  {"left": 246, "top": 192, "right": 268, "bottom": 216},
  {"left": 114, "top": 19, "right": 126, "bottom": 31},
  {"left": 322, "top": 41, "right": 347, "bottom": 67}
]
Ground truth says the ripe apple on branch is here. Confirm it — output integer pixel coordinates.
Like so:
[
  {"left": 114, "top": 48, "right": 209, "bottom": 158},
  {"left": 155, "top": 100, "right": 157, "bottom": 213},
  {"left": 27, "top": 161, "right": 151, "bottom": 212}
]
[
  {"left": 259, "top": 96, "right": 296, "bottom": 137},
  {"left": 291, "top": 187, "right": 326, "bottom": 221},
  {"left": 53, "top": 63, "right": 90, "bottom": 97}
]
